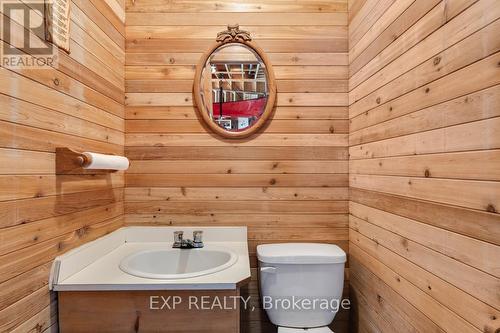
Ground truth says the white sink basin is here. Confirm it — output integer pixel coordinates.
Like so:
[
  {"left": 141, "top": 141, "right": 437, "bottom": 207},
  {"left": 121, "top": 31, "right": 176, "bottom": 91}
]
[{"left": 119, "top": 248, "right": 238, "bottom": 279}]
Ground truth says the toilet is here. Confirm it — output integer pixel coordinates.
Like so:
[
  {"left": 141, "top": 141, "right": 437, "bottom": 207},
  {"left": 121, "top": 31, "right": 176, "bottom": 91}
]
[{"left": 257, "top": 243, "right": 346, "bottom": 333}]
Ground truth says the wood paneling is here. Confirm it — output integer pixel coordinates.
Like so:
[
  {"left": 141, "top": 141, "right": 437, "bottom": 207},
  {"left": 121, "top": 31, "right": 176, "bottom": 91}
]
[
  {"left": 5, "top": 1, "right": 496, "bottom": 332},
  {"left": 0, "top": 1, "right": 125, "bottom": 332},
  {"left": 125, "top": 0, "right": 348, "bottom": 13},
  {"left": 124, "top": 2, "right": 349, "bottom": 332},
  {"left": 348, "top": 1, "right": 500, "bottom": 333},
  {"left": 126, "top": 12, "right": 348, "bottom": 26}
]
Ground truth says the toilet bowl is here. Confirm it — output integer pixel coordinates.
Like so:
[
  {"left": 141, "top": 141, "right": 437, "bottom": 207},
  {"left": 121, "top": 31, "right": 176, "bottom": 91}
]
[{"left": 257, "top": 243, "right": 346, "bottom": 333}]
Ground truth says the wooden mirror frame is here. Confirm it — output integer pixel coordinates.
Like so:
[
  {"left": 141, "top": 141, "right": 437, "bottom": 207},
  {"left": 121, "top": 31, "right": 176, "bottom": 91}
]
[{"left": 193, "top": 25, "right": 277, "bottom": 139}]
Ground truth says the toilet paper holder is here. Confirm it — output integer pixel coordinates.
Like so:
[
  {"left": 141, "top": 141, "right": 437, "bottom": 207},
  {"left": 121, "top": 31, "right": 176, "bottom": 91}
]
[{"left": 55, "top": 147, "right": 129, "bottom": 175}]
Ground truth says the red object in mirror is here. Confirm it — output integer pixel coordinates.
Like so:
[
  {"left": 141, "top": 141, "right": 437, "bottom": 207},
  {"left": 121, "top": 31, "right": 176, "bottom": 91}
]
[{"left": 212, "top": 97, "right": 267, "bottom": 118}]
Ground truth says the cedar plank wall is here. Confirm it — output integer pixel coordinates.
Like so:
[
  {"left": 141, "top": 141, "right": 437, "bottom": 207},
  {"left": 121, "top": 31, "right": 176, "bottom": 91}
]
[
  {"left": 124, "top": 1, "right": 350, "bottom": 332},
  {"left": 347, "top": 0, "right": 500, "bottom": 332},
  {"left": 0, "top": 0, "right": 125, "bottom": 332}
]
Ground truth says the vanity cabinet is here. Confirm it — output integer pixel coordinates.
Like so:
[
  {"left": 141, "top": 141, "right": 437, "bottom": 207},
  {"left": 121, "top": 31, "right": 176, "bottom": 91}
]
[
  {"left": 58, "top": 289, "right": 243, "bottom": 332},
  {"left": 50, "top": 227, "right": 251, "bottom": 333}
]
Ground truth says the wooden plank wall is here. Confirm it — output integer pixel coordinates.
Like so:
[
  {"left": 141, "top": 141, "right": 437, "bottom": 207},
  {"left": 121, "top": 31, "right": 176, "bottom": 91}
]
[
  {"left": 0, "top": 0, "right": 125, "bottom": 331},
  {"left": 347, "top": 0, "right": 500, "bottom": 332},
  {"left": 124, "top": 1, "right": 350, "bottom": 332}
]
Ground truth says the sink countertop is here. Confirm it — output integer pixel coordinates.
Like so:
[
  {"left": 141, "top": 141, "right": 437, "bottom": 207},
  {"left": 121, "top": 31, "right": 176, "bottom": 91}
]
[{"left": 50, "top": 226, "right": 251, "bottom": 291}]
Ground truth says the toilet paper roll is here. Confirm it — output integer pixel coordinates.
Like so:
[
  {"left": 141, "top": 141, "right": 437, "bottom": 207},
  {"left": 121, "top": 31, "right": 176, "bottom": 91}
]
[{"left": 81, "top": 152, "right": 129, "bottom": 170}]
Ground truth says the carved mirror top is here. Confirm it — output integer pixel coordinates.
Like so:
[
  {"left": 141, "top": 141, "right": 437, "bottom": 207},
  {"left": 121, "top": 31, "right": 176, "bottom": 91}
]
[{"left": 216, "top": 24, "right": 252, "bottom": 43}]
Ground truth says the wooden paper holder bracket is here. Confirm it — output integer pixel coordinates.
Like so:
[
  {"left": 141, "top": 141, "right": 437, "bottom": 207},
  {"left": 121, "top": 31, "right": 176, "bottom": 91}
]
[{"left": 56, "top": 148, "right": 121, "bottom": 175}]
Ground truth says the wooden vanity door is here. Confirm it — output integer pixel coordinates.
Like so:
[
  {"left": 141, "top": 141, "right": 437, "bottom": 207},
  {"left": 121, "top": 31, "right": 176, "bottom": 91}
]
[{"left": 58, "top": 289, "right": 240, "bottom": 332}]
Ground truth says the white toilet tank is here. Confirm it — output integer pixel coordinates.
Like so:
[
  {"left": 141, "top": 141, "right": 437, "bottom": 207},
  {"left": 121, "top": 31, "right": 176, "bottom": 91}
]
[{"left": 257, "top": 243, "right": 346, "bottom": 329}]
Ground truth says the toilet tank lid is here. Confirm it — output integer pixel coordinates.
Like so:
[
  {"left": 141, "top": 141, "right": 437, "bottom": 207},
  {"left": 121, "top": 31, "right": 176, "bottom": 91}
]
[{"left": 257, "top": 243, "right": 346, "bottom": 264}]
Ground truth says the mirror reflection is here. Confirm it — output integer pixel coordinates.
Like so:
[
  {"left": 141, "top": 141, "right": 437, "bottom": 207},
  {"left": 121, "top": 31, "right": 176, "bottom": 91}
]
[{"left": 200, "top": 44, "right": 269, "bottom": 132}]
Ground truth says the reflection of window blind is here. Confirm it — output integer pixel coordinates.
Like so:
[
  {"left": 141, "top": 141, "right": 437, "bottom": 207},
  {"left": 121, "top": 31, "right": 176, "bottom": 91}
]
[{"left": 210, "top": 62, "right": 267, "bottom": 102}]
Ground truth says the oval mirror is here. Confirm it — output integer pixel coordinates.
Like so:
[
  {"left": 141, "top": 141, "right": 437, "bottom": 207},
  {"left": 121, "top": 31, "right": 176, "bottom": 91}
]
[{"left": 194, "top": 25, "right": 276, "bottom": 138}]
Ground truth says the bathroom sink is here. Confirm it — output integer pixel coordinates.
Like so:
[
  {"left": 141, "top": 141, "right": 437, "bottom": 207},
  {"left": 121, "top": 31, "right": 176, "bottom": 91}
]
[{"left": 119, "top": 248, "right": 238, "bottom": 279}]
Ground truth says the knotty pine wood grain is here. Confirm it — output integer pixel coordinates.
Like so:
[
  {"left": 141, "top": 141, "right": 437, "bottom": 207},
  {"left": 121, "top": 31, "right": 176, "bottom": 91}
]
[
  {"left": 126, "top": 133, "right": 348, "bottom": 147},
  {"left": 0, "top": 1, "right": 125, "bottom": 332},
  {"left": 126, "top": 119, "right": 349, "bottom": 134},
  {"left": 126, "top": 25, "right": 348, "bottom": 39},
  {"left": 127, "top": 38, "right": 348, "bottom": 53},
  {"left": 125, "top": 65, "right": 348, "bottom": 80},
  {"left": 350, "top": 19, "right": 500, "bottom": 119},
  {"left": 126, "top": 52, "right": 349, "bottom": 66},
  {"left": 127, "top": 160, "right": 348, "bottom": 174},
  {"left": 349, "top": 0, "right": 482, "bottom": 92},
  {"left": 349, "top": 228, "right": 499, "bottom": 331},
  {"left": 125, "top": 0, "right": 348, "bottom": 13},
  {"left": 348, "top": 0, "right": 500, "bottom": 332},
  {"left": 125, "top": 2, "right": 349, "bottom": 331},
  {"left": 126, "top": 106, "right": 348, "bottom": 120},
  {"left": 126, "top": 12, "right": 347, "bottom": 26}
]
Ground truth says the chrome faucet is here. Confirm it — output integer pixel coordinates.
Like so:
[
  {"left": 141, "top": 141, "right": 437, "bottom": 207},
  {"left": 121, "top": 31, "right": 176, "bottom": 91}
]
[{"left": 172, "top": 230, "right": 204, "bottom": 249}]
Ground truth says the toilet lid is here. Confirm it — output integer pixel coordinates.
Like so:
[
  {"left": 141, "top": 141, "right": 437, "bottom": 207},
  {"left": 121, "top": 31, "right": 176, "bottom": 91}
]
[
  {"left": 278, "top": 327, "right": 334, "bottom": 333},
  {"left": 257, "top": 243, "right": 346, "bottom": 264}
]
